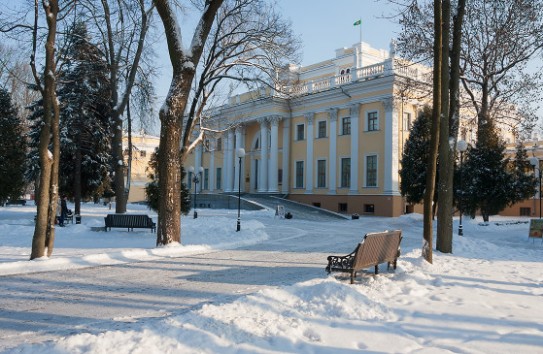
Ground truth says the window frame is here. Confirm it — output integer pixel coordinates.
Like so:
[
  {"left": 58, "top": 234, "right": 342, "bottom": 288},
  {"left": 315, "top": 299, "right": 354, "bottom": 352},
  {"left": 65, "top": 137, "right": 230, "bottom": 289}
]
[
  {"left": 317, "top": 120, "right": 327, "bottom": 138},
  {"left": 365, "top": 155, "right": 378, "bottom": 187},
  {"left": 296, "top": 123, "right": 305, "bottom": 141},
  {"left": 340, "top": 157, "right": 351, "bottom": 188},
  {"left": 341, "top": 117, "right": 351, "bottom": 135},
  {"left": 367, "top": 111, "right": 379, "bottom": 131},
  {"left": 295, "top": 161, "right": 304, "bottom": 188},
  {"left": 216, "top": 167, "right": 222, "bottom": 190},
  {"left": 317, "top": 159, "right": 326, "bottom": 188}
]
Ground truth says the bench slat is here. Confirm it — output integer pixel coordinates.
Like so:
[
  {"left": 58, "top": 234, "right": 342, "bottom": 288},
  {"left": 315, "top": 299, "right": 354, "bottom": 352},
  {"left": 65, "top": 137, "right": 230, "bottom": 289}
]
[
  {"left": 326, "top": 230, "right": 402, "bottom": 283},
  {"left": 104, "top": 214, "right": 156, "bottom": 232}
]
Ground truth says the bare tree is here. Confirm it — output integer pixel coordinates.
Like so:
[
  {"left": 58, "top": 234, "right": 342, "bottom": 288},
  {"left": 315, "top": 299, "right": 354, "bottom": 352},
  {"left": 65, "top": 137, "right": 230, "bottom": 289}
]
[
  {"left": 436, "top": 0, "right": 465, "bottom": 254},
  {"left": 421, "top": 0, "right": 442, "bottom": 264},
  {"left": 28, "top": 0, "right": 61, "bottom": 259},
  {"left": 153, "top": 0, "right": 225, "bottom": 245},
  {"left": 153, "top": 0, "right": 299, "bottom": 246},
  {"left": 181, "top": 0, "right": 300, "bottom": 155},
  {"left": 397, "top": 0, "right": 543, "bottom": 138},
  {"left": 82, "top": 0, "right": 153, "bottom": 213}
]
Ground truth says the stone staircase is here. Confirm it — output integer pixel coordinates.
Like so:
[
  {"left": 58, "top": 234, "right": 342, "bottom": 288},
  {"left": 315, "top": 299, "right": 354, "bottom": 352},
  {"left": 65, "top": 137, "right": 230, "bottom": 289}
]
[{"left": 243, "top": 194, "right": 349, "bottom": 221}]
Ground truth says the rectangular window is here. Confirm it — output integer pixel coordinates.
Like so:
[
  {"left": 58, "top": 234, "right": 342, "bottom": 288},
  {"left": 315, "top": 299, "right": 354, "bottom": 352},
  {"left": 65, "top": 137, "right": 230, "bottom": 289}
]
[
  {"left": 188, "top": 172, "right": 193, "bottom": 189},
  {"left": 342, "top": 117, "right": 351, "bottom": 135},
  {"left": 203, "top": 169, "right": 209, "bottom": 190},
  {"left": 368, "top": 111, "right": 378, "bottom": 131},
  {"left": 295, "top": 161, "right": 304, "bottom": 188},
  {"left": 216, "top": 167, "right": 222, "bottom": 190},
  {"left": 318, "top": 121, "right": 327, "bottom": 138},
  {"left": 341, "top": 158, "right": 351, "bottom": 188},
  {"left": 403, "top": 112, "right": 412, "bottom": 131},
  {"left": 217, "top": 138, "right": 222, "bottom": 151},
  {"left": 297, "top": 124, "right": 305, "bottom": 140},
  {"left": 278, "top": 169, "right": 283, "bottom": 184},
  {"left": 364, "top": 204, "right": 375, "bottom": 213},
  {"left": 317, "top": 160, "right": 326, "bottom": 188},
  {"left": 338, "top": 203, "right": 348, "bottom": 212},
  {"left": 366, "top": 155, "right": 377, "bottom": 187},
  {"left": 520, "top": 207, "right": 531, "bottom": 216}
]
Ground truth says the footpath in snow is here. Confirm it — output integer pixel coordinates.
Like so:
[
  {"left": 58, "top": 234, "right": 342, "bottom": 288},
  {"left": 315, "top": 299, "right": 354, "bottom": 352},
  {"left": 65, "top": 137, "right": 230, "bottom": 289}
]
[{"left": 0, "top": 203, "right": 542, "bottom": 353}]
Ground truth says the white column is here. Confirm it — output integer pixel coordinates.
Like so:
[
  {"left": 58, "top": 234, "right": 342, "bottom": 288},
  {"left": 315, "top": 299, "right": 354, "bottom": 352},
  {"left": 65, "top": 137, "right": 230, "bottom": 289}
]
[
  {"left": 195, "top": 144, "right": 202, "bottom": 192},
  {"left": 209, "top": 139, "right": 215, "bottom": 192},
  {"left": 328, "top": 108, "right": 338, "bottom": 194},
  {"left": 305, "top": 112, "right": 314, "bottom": 193},
  {"left": 282, "top": 119, "right": 290, "bottom": 194},
  {"left": 349, "top": 104, "right": 360, "bottom": 194},
  {"left": 234, "top": 126, "right": 245, "bottom": 193},
  {"left": 224, "top": 129, "right": 234, "bottom": 192},
  {"left": 268, "top": 116, "right": 281, "bottom": 193},
  {"left": 383, "top": 97, "right": 400, "bottom": 195},
  {"left": 258, "top": 118, "right": 268, "bottom": 192}
]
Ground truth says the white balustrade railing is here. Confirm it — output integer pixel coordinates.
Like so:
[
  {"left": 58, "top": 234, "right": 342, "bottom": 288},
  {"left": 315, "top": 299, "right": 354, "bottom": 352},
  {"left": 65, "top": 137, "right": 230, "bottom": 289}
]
[{"left": 265, "top": 58, "right": 430, "bottom": 99}]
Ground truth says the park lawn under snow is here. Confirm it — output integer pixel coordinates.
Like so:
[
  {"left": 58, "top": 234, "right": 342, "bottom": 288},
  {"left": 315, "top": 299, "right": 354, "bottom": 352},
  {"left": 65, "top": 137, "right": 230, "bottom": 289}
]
[{"left": 0, "top": 203, "right": 542, "bottom": 353}]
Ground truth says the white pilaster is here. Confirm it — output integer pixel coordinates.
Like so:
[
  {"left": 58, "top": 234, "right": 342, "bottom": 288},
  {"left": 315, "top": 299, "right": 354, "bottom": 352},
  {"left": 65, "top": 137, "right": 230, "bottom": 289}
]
[
  {"left": 328, "top": 108, "right": 338, "bottom": 194},
  {"left": 234, "top": 126, "right": 245, "bottom": 193},
  {"left": 209, "top": 139, "right": 215, "bottom": 192},
  {"left": 383, "top": 97, "right": 400, "bottom": 195},
  {"left": 258, "top": 118, "right": 269, "bottom": 192},
  {"left": 268, "top": 116, "right": 281, "bottom": 193},
  {"left": 224, "top": 129, "right": 234, "bottom": 192},
  {"left": 350, "top": 104, "right": 360, "bottom": 194},
  {"left": 305, "top": 112, "right": 314, "bottom": 193},
  {"left": 195, "top": 144, "right": 203, "bottom": 192},
  {"left": 282, "top": 119, "right": 290, "bottom": 194}
]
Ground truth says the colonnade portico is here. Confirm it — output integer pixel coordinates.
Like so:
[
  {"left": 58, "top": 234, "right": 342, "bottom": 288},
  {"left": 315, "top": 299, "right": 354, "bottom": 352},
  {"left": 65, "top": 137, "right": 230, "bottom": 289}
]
[{"left": 217, "top": 116, "right": 284, "bottom": 194}]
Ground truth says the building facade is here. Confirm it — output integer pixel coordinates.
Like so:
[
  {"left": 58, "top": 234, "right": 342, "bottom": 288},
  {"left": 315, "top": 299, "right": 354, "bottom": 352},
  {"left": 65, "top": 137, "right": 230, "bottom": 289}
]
[{"left": 183, "top": 41, "right": 432, "bottom": 217}]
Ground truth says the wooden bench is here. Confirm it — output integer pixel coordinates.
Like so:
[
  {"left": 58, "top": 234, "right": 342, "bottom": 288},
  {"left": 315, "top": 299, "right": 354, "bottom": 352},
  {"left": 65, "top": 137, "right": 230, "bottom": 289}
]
[
  {"left": 65, "top": 210, "right": 74, "bottom": 224},
  {"left": 104, "top": 214, "right": 156, "bottom": 232},
  {"left": 6, "top": 199, "right": 26, "bottom": 206},
  {"left": 326, "top": 230, "right": 402, "bottom": 284}
]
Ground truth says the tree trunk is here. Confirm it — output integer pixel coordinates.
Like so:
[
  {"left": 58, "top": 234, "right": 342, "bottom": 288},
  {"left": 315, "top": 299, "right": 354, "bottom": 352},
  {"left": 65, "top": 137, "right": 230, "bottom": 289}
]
[
  {"left": 153, "top": 0, "right": 224, "bottom": 246},
  {"left": 438, "top": 0, "right": 466, "bottom": 253},
  {"left": 436, "top": 0, "right": 452, "bottom": 254},
  {"left": 74, "top": 145, "right": 82, "bottom": 216},
  {"left": 423, "top": 0, "right": 443, "bottom": 264},
  {"left": 30, "top": 0, "right": 60, "bottom": 259},
  {"left": 112, "top": 110, "right": 127, "bottom": 213},
  {"left": 156, "top": 112, "right": 183, "bottom": 245}
]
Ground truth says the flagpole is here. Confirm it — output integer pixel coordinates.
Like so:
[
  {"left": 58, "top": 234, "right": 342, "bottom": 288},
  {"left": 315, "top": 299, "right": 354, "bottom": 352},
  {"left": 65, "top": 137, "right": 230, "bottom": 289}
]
[{"left": 359, "top": 19, "right": 362, "bottom": 43}]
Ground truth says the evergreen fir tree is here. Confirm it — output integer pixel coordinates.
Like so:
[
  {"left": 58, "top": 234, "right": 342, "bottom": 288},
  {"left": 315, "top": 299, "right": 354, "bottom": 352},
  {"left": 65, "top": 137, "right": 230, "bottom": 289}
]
[
  {"left": 57, "top": 22, "right": 112, "bottom": 213},
  {"left": 145, "top": 148, "right": 191, "bottom": 215},
  {"left": 510, "top": 143, "right": 536, "bottom": 205},
  {"left": 0, "top": 88, "right": 27, "bottom": 204},
  {"left": 458, "top": 121, "right": 514, "bottom": 222},
  {"left": 400, "top": 106, "right": 433, "bottom": 205}
]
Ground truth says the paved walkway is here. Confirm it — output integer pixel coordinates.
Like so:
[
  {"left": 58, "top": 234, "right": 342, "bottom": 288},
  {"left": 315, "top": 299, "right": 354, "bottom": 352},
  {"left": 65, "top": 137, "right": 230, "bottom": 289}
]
[{"left": 0, "top": 217, "right": 355, "bottom": 351}]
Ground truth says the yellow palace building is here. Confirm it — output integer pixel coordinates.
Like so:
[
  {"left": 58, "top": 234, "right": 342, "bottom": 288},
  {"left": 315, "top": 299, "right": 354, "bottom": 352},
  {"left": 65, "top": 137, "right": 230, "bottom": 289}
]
[{"left": 184, "top": 41, "right": 431, "bottom": 217}]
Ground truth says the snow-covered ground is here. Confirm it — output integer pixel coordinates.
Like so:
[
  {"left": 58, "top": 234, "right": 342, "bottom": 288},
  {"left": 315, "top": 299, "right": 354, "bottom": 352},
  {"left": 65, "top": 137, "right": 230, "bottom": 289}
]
[{"left": 1, "top": 202, "right": 542, "bottom": 353}]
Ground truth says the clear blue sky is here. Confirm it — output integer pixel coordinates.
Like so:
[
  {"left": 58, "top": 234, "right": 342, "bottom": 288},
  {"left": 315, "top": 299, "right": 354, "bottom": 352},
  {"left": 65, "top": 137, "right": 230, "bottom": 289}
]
[
  {"left": 154, "top": 0, "right": 401, "bottom": 108},
  {"left": 274, "top": 0, "right": 400, "bottom": 66}
]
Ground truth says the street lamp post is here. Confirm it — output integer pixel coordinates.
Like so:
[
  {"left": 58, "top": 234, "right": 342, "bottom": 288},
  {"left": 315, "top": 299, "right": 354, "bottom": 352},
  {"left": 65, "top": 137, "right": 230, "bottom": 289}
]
[
  {"left": 457, "top": 140, "right": 468, "bottom": 236},
  {"left": 529, "top": 157, "right": 542, "bottom": 219},
  {"left": 188, "top": 166, "right": 203, "bottom": 219},
  {"left": 236, "top": 148, "right": 246, "bottom": 232}
]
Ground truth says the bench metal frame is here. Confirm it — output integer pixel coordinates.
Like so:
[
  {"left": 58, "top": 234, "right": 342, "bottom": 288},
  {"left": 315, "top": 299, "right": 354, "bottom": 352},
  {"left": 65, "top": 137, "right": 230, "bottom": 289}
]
[
  {"left": 326, "top": 230, "right": 402, "bottom": 284},
  {"left": 104, "top": 214, "right": 156, "bottom": 232}
]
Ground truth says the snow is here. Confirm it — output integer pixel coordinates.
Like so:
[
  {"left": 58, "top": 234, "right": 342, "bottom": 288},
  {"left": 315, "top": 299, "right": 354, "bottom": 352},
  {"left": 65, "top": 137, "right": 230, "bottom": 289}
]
[{"left": 1, "top": 203, "right": 543, "bottom": 353}]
